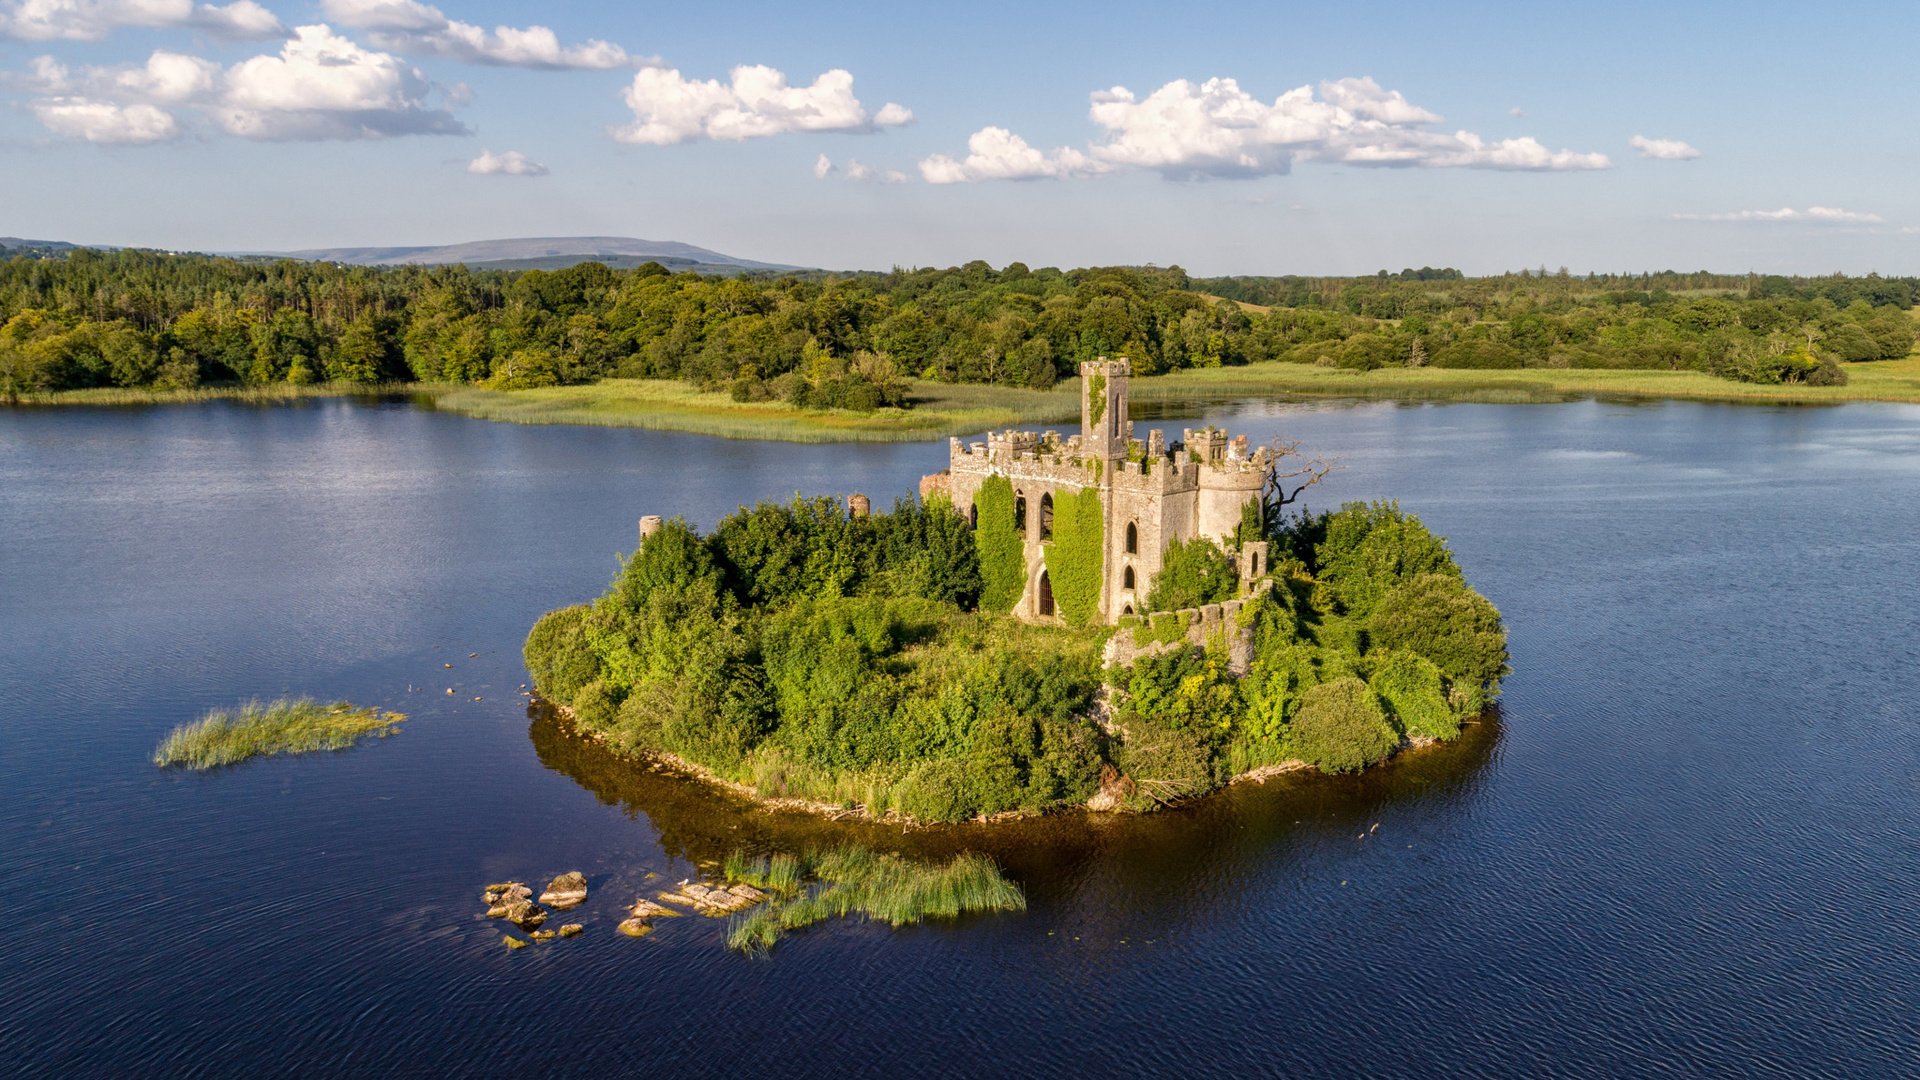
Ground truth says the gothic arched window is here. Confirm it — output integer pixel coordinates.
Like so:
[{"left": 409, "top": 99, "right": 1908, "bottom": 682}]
[
  {"left": 1125, "top": 521, "right": 1138, "bottom": 554},
  {"left": 1039, "top": 493, "right": 1054, "bottom": 540},
  {"left": 1014, "top": 493, "right": 1027, "bottom": 532},
  {"left": 1123, "top": 565, "right": 1135, "bottom": 590}
]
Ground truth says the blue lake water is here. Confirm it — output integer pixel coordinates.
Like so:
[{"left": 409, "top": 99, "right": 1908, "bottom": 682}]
[{"left": 1, "top": 396, "right": 1917, "bottom": 1076}]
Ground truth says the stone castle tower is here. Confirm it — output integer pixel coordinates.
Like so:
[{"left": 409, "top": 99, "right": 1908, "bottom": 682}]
[{"left": 923, "top": 358, "right": 1272, "bottom": 624}]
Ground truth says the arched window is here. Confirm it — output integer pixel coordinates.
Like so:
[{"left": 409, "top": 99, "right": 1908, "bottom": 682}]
[
  {"left": 1122, "top": 604, "right": 1134, "bottom": 616},
  {"left": 1037, "top": 570, "right": 1055, "bottom": 616},
  {"left": 1125, "top": 521, "right": 1138, "bottom": 554},
  {"left": 1122, "top": 565, "right": 1135, "bottom": 590},
  {"left": 1014, "top": 493, "right": 1027, "bottom": 532},
  {"left": 1039, "top": 493, "right": 1054, "bottom": 540},
  {"left": 1251, "top": 550, "right": 1262, "bottom": 576},
  {"left": 969, "top": 501, "right": 979, "bottom": 529}
]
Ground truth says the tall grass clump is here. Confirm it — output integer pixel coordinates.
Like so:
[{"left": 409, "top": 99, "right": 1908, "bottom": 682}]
[
  {"left": 152, "top": 698, "right": 403, "bottom": 770},
  {"left": 725, "top": 844, "right": 1024, "bottom": 955},
  {"left": 723, "top": 849, "right": 803, "bottom": 894}
]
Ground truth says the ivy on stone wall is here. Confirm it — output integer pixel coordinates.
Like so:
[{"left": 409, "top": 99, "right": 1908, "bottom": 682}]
[
  {"left": 1043, "top": 488, "right": 1105, "bottom": 626},
  {"left": 1087, "top": 369, "right": 1107, "bottom": 431},
  {"left": 974, "top": 475, "right": 1026, "bottom": 613}
]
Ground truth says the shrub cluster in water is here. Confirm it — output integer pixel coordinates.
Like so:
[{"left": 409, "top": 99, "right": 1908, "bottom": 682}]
[{"left": 524, "top": 495, "right": 1507, "bottom": 821}]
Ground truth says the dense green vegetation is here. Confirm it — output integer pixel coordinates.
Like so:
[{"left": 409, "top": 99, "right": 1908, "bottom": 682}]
[
  {"left": 722, "top": 844, "right": 1025, "bottom": 955},
  {"left": 4, "top": 248, "right": 1912, "bottom": 403},
  {"left": 152, "top": 698, "right": 402, "bottom": 769},
  {"left": 525, "top": 489, "right": 1507, "bottom": 821}
]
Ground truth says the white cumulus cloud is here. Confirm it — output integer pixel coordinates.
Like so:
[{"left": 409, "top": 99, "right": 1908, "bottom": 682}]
[
  {"left": 615, "top": 64, "right": 911, "bottom": 144},
  {"left": 920, "top": 125, "right": 1105, "bottom": 183},
  {"left": 0, "top": 0, "right": 282, "bottom": 41},
  {"left": 31, "top": 96, "right": 176, "bottom": 141},
  {"left": 923, "top": 75, "right": 1611, "bottom": 183},
  {"left": 1630, "top": 134, "right": 1700, "bottom": 160},
  {"left": 320, "top": 0, "right": 629, "bottom": 69},
  {"left": 467, "top": 147, "right": 547, "bottom": 176},
  {"left": 19, "top": 24, "right": 467, "bottom": 143},
  {"left": 815, "top": 152, "right": 906, "bottom": 183},
  {"left": 1672, "top": 206, "right": 1884, "bottom": 224},
  {"left": 216, "top": 24, "right": 466, "bottom": 139}
]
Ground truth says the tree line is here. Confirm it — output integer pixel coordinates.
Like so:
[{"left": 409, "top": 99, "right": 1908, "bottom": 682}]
[{"left": 2, "top": 247, "right": 1914, "bottom": 401}]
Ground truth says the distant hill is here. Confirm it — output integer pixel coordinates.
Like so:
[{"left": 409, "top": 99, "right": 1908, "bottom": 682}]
[
  {"left": 266, "top": 236, "right": 806, "bottom": 274},
  {"left": 0, "top": 237, "right": 85, "bottom": 254}
]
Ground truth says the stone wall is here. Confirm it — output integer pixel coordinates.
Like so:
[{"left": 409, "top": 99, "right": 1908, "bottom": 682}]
[{"left": 1103, "top": 578, "right": 1274, "bottom": 674}]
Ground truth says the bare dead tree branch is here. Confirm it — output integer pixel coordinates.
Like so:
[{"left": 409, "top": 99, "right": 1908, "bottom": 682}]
[{"left": 1262, "top": 437, "right": 1339, "bottom": 522}]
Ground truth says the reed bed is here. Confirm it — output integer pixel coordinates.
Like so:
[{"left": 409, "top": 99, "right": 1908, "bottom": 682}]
[
  {"left": 723, "top": 845, "right": 1025, "bottom": 954},
  {"left": 152, "top": 698, "right": 403, "bottom": 770}
]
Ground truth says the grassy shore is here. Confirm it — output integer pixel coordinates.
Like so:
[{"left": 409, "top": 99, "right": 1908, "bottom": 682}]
[
  {"left": 153, "top": 698, "right": 403, "bottom": 769},
  {"left": 432, "top": 358, "right": 1920, "bottom": 443},
  {"left": 11, "top": 381, "right": 413, "bottom": 407},
  {"left": 430, "top": 378, "right": 1077, "bottom": 443},
  {"left": 723, "top": 845, "right": 1025, "bottom": 955},
  {"left": 19, "top": 356, "right": 1920, "bottom": 443},
  {"left": 1133, "top": 356, "right": 1920, "bottom": 407}
]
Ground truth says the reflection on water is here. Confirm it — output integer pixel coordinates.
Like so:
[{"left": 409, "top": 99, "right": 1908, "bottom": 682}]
[{"left": 530, "top": 701, "right": 1502, "bottom": 915}]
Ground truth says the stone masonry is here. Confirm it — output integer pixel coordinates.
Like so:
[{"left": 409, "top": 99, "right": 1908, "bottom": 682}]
[{"left": 924, "top": 358, "right": 1273, "bottom": 625}]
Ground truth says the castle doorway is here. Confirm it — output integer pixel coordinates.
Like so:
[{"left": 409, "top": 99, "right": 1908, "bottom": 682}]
[{"left": 1037, "top": 571, "right": 1054, "bottom": 617}]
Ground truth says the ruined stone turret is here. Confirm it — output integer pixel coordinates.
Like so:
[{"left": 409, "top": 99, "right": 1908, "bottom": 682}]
[{"left": 922, "top": 356, "right": 1276, "bottom": 624}]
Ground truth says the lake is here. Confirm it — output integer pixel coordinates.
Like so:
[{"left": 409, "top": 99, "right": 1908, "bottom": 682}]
[{"left": 2, "top": 396, "right": 1916, "bottom": 1077}]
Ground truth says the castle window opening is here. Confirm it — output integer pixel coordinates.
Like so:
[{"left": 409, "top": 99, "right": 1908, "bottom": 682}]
[
  {"left": 1123, "top": 565, "right": 1135, "bottom": 590},
  {"left": 969, "top": 502, "right": 978, "bottom": 528},
  {"left": 1014, "top": 494, "right": 1027, "bottom": 532},
  {"left": 1039, "top": 493, "right": 1054, "bottom": 540},
  {"left": 1037, "top": 571, "right": 1055, "bottom": 617},
  {"left": 1125, "top": 521, "right": 1138, "bottom": 554},
  {"left": 1122, "top": 604, "right": 1133, "bottom": 616}
]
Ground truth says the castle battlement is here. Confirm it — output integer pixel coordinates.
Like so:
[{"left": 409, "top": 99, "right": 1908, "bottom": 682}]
[{"left": 926, "top": 357, "right": 1275, "bottom": 625}]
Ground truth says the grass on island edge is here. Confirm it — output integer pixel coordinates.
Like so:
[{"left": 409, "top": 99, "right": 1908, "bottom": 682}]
[
  {"left": 431, "top": 357, "right": 1920, "bottom": 443},
  {"left": 721, "top": 845, "right": 1025, "bottom": 955},
  {"left": 152, "top": 697, "right": 404, "bottom": 770},
  {"left": 19, "top": 355, "right": 1920, "bottom": 444}
]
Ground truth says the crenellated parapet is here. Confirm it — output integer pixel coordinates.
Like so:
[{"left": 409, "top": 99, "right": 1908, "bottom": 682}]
[{"left": 926, "top": 355, "right": 1280, "bottom": 626}]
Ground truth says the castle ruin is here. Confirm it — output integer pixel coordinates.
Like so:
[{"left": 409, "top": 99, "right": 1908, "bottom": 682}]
[{"left": 921, "top": 358, "right": 1272, "bottom": 624}]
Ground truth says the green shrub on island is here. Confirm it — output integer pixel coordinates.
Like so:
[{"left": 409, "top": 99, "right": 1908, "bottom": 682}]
[
  {"left": 523, "top": 495, "right": 1508, "bottom": 817},
  {"left": 153, "top": 698, "right": 403, "bottom": 769},
  {"left": 1288, "top": 678, "right": 1399, "bottom": 774},
  {"left": 1143, "top": 535, "right": 1239, "bottom": 612}
]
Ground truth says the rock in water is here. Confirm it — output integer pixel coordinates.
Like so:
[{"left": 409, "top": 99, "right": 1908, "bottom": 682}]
[
  {"left": 558, "top": 924, "right": 583, "bottom": 938},
  {"left": 528, "top": 929, "right": 558, "bottom": 942},
  {"left": 500, "top": 898, "right": 547, "bottom": 929},
  {"left": 616, "top": 918, "right": 654, "bottom": 938},
  {"left": 483, "top": 882, "right": 531, "bottom": 910},
  {"left": 539, "top": 871, "right": 588, "bottom": 910},
  {"left": 504, "top": 935, "right": 529, "bottom": 950}
]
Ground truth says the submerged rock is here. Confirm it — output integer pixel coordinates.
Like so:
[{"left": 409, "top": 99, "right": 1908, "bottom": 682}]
[
  {"left": 528, "top": 929, "right": 557, "bottom": 942},
  {"left": 662, "top": 881, "right": 765, "bottom": 917},
  {"left": 558, "top": 923, "right": 583, "bottom": 938},
  {"left": 539, "top": 871, "right": 588, "bottom": 910},
  {"left": 628, "top": 899, "right": 681, "bottom": 919},
  {"left": 616, "top": 918, "right": 654, "bottom": 938},
  {"left": 504, "top": 935, "right": 529, "bottom": 950}
]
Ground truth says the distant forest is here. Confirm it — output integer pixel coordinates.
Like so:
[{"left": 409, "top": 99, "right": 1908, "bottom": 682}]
[{"left": 2, "top": 248, "right": 1914, "bottom": 403}]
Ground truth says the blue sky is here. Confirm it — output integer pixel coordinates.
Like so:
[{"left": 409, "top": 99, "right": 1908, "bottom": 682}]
[{"left": 2, "top": 0, "right": 1915, "bottom": 274}]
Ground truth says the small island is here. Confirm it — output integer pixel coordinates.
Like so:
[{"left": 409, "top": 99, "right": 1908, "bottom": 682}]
[{"left": 524, "top": 360, "right": 1507, "bottom": 822}]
